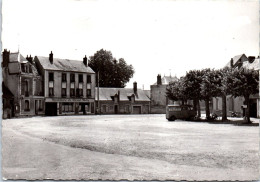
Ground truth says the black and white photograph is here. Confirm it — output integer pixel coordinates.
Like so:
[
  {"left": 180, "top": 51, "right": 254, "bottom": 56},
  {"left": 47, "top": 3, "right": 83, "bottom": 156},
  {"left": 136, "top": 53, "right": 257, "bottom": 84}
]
[{"left": 1, "top": 0, "right": 259, "bottom": 181}]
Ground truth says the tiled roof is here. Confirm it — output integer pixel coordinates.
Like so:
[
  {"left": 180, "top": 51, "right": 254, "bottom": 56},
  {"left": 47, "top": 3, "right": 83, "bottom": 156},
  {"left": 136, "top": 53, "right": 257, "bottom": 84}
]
[
  {"left": 95, "top": 87, "right": 150, "bottom": 101},
  {"left": 35, "top": 56, "right": 95, "bottom": 73},
  {"left": 153, "top": 75, "right": 178, "bottom": 85},
  {"left": 143, "top": 90, "right": 151, "bottom": 98}
]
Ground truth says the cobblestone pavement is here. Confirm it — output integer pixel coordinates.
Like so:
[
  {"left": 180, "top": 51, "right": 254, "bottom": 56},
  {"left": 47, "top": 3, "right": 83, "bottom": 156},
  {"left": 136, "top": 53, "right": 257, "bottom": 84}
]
[{"left": 2, "top": 114, "right": 259, "bottom": 180}]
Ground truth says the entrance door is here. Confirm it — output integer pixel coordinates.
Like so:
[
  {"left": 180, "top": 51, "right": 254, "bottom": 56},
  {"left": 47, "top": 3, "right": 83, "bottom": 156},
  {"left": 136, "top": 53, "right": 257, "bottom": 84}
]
[
  {"left": 114, "top": 105, "right": 118, "bottom": 114},
  {"left": 45, "top": 103, "right": 57, "bottom": 116},
  {"left": 35, "top": 100, "right": 38, "bottom": 115},
  {"left": 133, "top": 106, "right": 141, "bottom": 114},
  {"left": 249, "top": 101, "right": 257, "bottom": 118}
]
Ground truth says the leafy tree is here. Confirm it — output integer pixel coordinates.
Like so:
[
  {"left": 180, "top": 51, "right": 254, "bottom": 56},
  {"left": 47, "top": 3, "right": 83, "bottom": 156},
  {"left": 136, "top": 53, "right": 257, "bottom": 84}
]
[
  {"left": 89, "top": 49, "right": 134, "bottom": 87},
  {"left": 166, "top": 77, "right": 187, "bottom": 104},
  {"left": 216, "top": 67, "right": 233, "bottom": 121},
  {"left": 229, "top": 68, "right": 259, "bottom": 123},
  {"left": 183, "top": 70, "right": 204, "bottom": 117},
  {"left": 200, "top": 69, "right": 221, "bottom": 119}
]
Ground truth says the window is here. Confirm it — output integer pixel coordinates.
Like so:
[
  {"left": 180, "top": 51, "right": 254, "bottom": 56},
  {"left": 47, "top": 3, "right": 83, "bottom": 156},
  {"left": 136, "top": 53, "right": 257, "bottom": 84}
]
[
  {"left": 70, "top": 74, "right": 75, "bottom": 82},
  {"left": 70, "top": 88, "right": 75, "bottom": 97},
  {"left": 25, "top": 80, "right": 29, "bottom": 96},
  {"left": 87, "top": 89, "right": 91, "bottom": 97},
  {"left": 49, "top": 72, "right": 54, "bottom": 81},
  {"left": 49, "top": 88, "right": 54, "bottom": 96},
  {"left": 39, "top": 100, "right": 43, "bottom": 110},
  {"left": 125, "top": 105, "right": 130, "bottom": 112},
  {"left": 79, "top": 74, "right": 83, "bottom": 83},
  {"left": 62, "top": 73, "right": 67, "bottom": 82},
  {"left": 79, "top": 89, "right": 83, "bottom": 97},
  {"left": 62, "top": 88, "right": 66, "bottom": 97},
  {"left": 24, "top": 100, "right": 30, "bottom": 111},
  {"left": 62, "top": 103, "right": 74, "bottom": 112},
  {"left": 87, "top": 75, "right": 91, "bottom": 83}
]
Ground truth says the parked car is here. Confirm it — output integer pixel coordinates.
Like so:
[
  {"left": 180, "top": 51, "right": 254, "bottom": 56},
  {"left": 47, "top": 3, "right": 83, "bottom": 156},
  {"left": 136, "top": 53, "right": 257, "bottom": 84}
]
[{"left": 166, "top": 104, "right": 197, "bottom": 121}]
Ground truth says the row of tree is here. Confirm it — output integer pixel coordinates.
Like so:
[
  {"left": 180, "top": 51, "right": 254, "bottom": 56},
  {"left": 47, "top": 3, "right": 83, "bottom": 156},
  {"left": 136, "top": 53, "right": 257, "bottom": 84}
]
[{"left": 166, "top": 67, "right": 259, "bottom": 123}]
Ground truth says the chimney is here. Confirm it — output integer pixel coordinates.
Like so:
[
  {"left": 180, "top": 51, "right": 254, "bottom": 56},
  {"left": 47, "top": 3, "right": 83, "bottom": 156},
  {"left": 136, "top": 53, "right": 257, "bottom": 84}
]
[
  {"left": 230, "top": 58, "right": 233, "bottom": 68},
  {"left": 2, "top": 49, "right": 10, "bottom": 67},
  {"left": 118, "top": 90, "right": 120, "bottom": 102},
  {"left": 49, "top": 51, "right": 53, "bottom": 64},
  {"left": 83, "top": 55, "right": 88, "bottom": 66},
  {"left": 133, "top": 82, "right": 137, "bottom": 95},
  {"left": 26, "top": 55, "right": 33, "bottom": 64},
  {"left": 157, "top": 74, "right": 162, "bottom": 85}
]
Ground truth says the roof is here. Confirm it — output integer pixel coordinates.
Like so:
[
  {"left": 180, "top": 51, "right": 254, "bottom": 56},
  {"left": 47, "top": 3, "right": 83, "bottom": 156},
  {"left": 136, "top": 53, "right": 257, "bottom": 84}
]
[
  {"left": 9, "top": 52, "right": 27, "bottom": 63},
  {"left": 242, "top": 58, "right": 260, "bottom": 70},
  {"left": 143, "top": 90, "right": 150, "bottom": 98},
  {"left": 36, "top": 56, "right": 95, "bottom": 73},
  {"left": 2, "top": 83, "right": 14, "bottom": 99},
  {"left": 153, "top": 75, "right": 178, "bottom": 85},
  {"left": 8, "top": 62, "right": 20, "bottom": 74},
  {"left": 95, "top": 87, "right": 150, "bottom": 101},
  {"left": 225, "top": 54, "right": 248, "bottom": 67}
]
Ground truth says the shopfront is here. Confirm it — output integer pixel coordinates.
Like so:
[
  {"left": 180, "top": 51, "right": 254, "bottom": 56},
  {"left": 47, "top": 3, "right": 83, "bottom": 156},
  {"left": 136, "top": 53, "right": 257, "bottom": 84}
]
[{"left": 45, "top": 98, "right": 95, "bottom": 116}]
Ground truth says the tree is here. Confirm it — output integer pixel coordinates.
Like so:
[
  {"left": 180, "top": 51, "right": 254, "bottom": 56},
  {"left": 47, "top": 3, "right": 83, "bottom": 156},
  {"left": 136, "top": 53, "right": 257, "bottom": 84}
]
[
  {"left": 183, "top": 70, "right": 204, "bottom": 117},
  {"left": 216, "top": 67, "right": 233, "bottom": 121},
  {"left": 200, "top": 69, "right": 220, "bottom": 119},
  {"left": 229, "top": 68, "right": 259, "bottom": 123},
  {"left": 166, "top": 77, "right": 187, "bottom": 104},
  {"left": 89, "top": 49, "right": 135, "bottom": 87}
]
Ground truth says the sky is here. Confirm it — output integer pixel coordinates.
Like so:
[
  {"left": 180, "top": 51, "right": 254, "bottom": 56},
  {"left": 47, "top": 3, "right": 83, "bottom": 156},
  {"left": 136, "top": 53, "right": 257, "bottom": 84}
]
[{"left": 2, "top": 0, "right": 259, "bottom": 90}]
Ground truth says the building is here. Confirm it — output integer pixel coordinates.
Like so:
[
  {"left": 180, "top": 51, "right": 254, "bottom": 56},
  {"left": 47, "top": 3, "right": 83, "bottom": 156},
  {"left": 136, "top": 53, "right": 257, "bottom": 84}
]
[
  {"left": 212, "top": 54, "right": 260, "bottom": 118},
  {"left": 2, "top": 82, "right": 14, "bottom": 118},
  {"left": 150, "top": 74, "right": 178, "bottom": 113},
  {"left": 2, "top": 49, "right": 44, "bottom": 117},
  {"left": 34, "top": 52, "right": 96, "bottom": 116},
  {"left": 95, "top": 82, "right": 150, "bottom": 114}
]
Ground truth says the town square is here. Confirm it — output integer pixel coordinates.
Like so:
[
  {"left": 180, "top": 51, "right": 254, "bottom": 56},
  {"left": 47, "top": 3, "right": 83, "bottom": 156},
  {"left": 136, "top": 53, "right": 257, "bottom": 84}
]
[
  {"left": 1, "top": 0, "right": 259, "bottom": 181},
  {"left": 2, "top": 115, "right": 259, "bottom": 180}
]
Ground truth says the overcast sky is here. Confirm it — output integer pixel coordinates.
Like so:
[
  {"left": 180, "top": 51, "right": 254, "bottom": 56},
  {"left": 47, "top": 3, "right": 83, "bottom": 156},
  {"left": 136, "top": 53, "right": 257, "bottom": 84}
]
[{"left": 2, "top": 0, "right": 259, "bottom": 89}]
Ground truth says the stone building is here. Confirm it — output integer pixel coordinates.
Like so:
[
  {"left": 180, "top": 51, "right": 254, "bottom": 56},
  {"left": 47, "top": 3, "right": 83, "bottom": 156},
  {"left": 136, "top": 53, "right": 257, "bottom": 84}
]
[
  {"left": 95, "top": 82, "right": 150, "bottom": 114},
  {"left": 150, "top": 74, "right": 178, "bottom": 113},
  {"left": 34, "top": 52, "right": 96, "bottom": 116},
  {"left": 2, "top": 49, "right": 44, "bottom": 117},
  {"left": 212, "top": 54, "right": 260, "bottom": 118}
]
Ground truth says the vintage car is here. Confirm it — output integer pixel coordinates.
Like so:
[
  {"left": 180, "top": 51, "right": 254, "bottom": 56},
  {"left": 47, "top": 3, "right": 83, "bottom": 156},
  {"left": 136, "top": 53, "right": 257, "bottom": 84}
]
[{"left": 166, "top": 104, "right": 197, "bottom": 121}]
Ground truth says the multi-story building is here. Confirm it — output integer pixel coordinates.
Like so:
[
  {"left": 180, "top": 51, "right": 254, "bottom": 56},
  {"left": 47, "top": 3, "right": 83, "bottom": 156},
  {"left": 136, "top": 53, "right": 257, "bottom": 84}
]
[
  {"left": 150, "top": 74, "right": 178, "bottom": 113},
  {"left": 95, "top": 82, "right": 150, "bottom": 114},
  {"left": 212, "top": 54, "right": 260, "bottom": 118},
  {"left": 2, "top": 49, "right": 44, "bottom": 118},
  {"left": 34, "top": 52, "right": 96, "bottom": 116}
]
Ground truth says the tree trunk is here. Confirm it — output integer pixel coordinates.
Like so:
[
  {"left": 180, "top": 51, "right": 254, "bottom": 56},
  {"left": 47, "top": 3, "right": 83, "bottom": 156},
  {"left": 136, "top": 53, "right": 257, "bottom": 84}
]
[
  {"left": 205, "top": 98, "right": 210, "bottom": 119},
  {"left": 197, "top": 100, "right": 201, "bottom": 117},
  {"left": 244, "top": 96, "right": 251, "bottom": 123},
  {"left": 222, "top": 94, "right": 227, "bottom": 121},
  {"left": 193, "top": 99, "right": 197, "bottom": 112}
]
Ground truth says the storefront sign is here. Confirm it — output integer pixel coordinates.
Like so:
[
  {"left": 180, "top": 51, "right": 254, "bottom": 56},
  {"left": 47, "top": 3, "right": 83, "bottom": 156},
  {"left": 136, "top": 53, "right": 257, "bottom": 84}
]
[{"left": 45, "top": 98, "right": 93, "bottom": 102}]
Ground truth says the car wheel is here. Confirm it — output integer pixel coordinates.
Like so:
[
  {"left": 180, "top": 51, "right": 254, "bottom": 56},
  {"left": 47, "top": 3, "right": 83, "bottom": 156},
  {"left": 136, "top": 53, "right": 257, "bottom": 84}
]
[{"left": 169, "top": 116, "right": 176, "bottom": 121}]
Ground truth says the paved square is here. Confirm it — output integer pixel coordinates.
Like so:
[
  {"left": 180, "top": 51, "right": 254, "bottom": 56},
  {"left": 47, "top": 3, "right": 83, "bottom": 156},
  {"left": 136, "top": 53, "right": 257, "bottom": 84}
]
[{"left": 2, "top": 115, "right": 259, "bottom": 180}]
